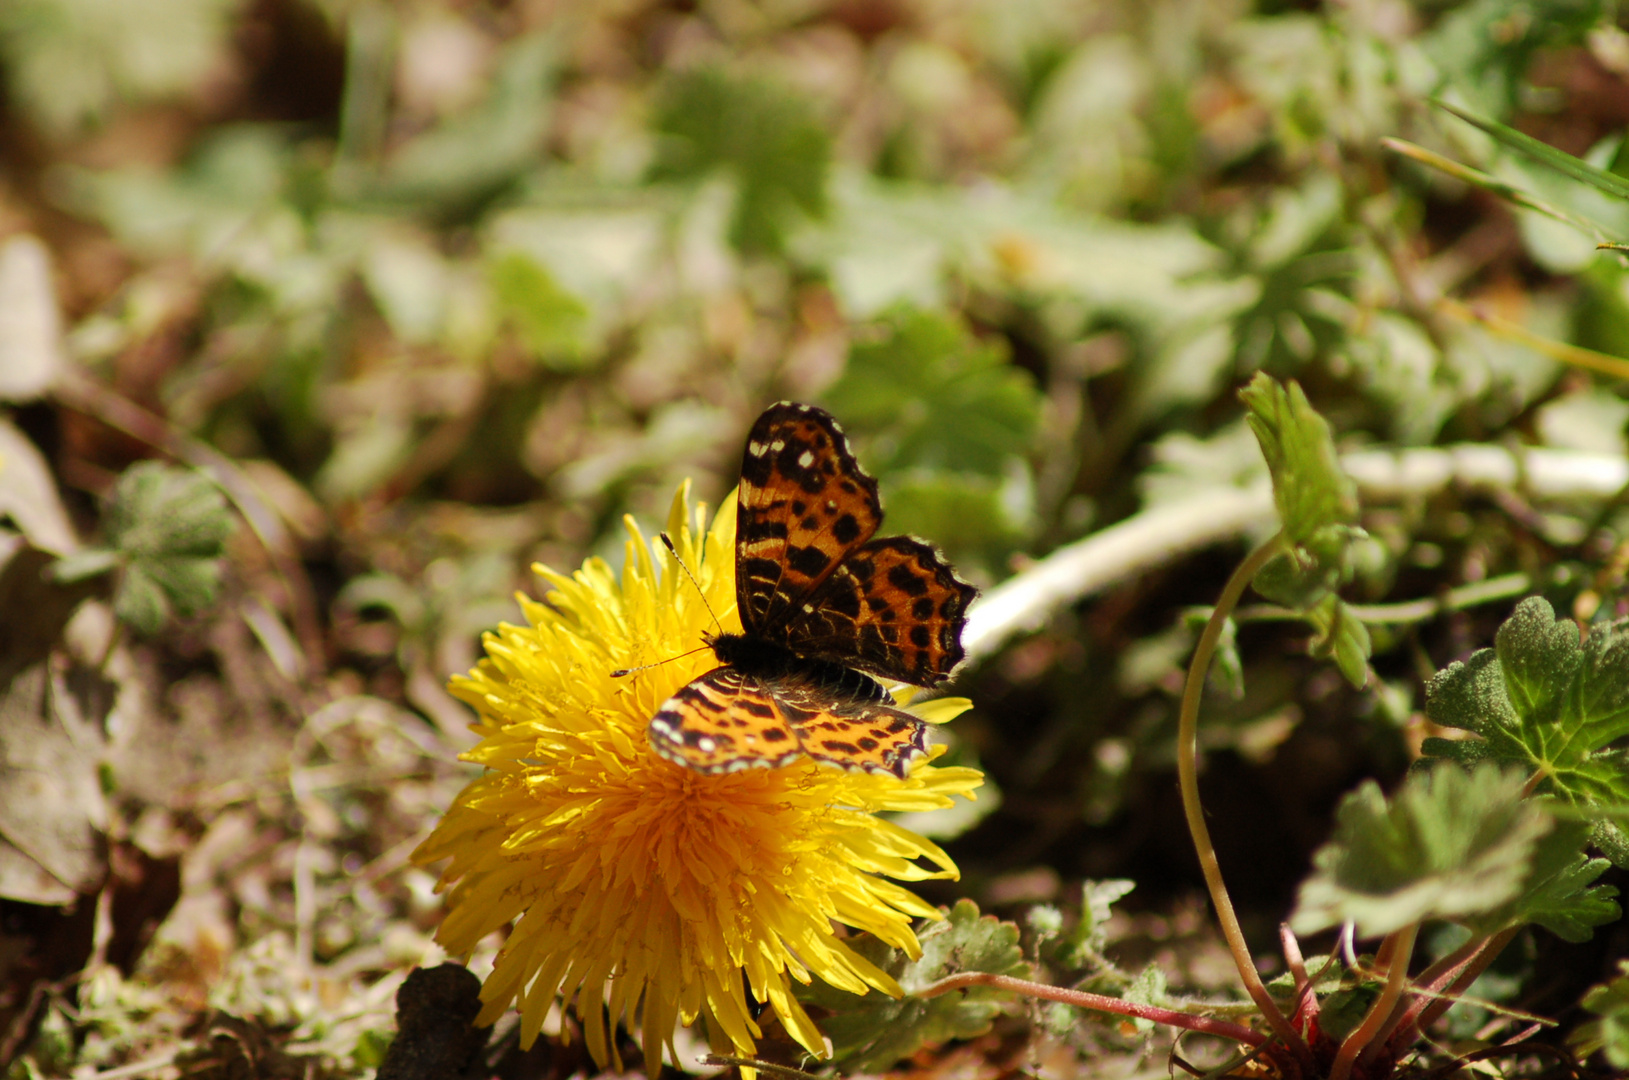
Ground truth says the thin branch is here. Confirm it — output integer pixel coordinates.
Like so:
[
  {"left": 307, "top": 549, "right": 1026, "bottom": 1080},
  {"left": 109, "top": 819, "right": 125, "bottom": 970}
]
[
  {"left": 915, "top": 972, "right": 1265, "bottom": 1045},
  {"left": 699, "top": 1055, "right": 824, "bottom": 1079},
  {"left": 960, "top": 445, "right": 1627, "bottom": 669}
]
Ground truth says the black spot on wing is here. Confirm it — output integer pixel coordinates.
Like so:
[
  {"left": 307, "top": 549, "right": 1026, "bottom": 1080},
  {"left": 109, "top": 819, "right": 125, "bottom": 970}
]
[
  {"left": 787, "top": 545, "right": 830, "bottom": 577},
  {"left": 887, "top": 562, "right": 929, "bottom": 596}
]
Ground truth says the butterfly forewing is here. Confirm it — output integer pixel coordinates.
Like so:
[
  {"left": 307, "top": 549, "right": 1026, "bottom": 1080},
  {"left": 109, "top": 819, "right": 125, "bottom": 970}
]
[
  {"left": 736, "top": 403, "right": 881, "bottom": 635},
  {"left": 786, "top": 536, "right": 978, "bottom": 687}
]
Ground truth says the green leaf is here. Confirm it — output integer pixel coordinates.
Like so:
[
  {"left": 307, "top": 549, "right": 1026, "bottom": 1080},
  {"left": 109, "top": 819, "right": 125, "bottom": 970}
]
[
  {"left": 1419, "top": 0, "right": 1607, "bottom": 117},
  {"left": 650, "top": 66, "right": 830, "bottom": 253},
  {"left": 1436, "top": 99, "right": 1629, "bottom": 204},
  {"left": 373, "top": 33, "right": 557, "bottom": 209},
  {"left": 0, "top": 0, "right": 238, "bottom": 136},
  {"left": 1239, "top": 372, "right": 1358, "bottom": 548},
  {"left": 1289, "top": 764, "right": 1555, "bottom": 937},
  {"left": 796, "top": 899, "right": 1027, "bottom": 1072},
  {"left": 1054, "top": 879, "right": 1136, "bottom": 968},
  {"left": 1238, "top": 373, "right": 1370, "bottom": 687},
  {"left": 823, "top": 308, "right": 1041, "bottom": 479},
  {"left": 1308, "top": 592, "right": 1372, "bottom": 690},
  {"left": 103, "top": 462, "right": 232, "bottom": 635},
  {"left": 1424, "top": 597, "right": 1629, "bottom": 808},
  {"left": 1572, "top": 960, "right": 1629, "bottom": 1068},
  {"left": 1498, "top": 829, "right": 1618, "bottom": 942},
  {"left": 487, "top": 251, "right": 590, "bottom": 366}
]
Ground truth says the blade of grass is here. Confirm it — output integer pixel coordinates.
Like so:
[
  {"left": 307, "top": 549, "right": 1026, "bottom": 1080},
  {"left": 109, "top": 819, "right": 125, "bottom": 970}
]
[
  {"left": 1434, "top": 99, "right": 1629, "bottom": 203},
  {"left": 1438, "top": 297, "right": 1629, "bottom": 381},
  {"left": 1380, "top": 137, "right": 1606, "bottom": 239}
]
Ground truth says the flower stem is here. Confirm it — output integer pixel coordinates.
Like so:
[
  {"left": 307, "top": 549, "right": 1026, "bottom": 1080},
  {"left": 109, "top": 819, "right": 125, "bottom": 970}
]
[
  {"left": 1175, "top": 533, "right": 1307, "bottom": 1059},
  {"left": 1329, "top": 922, "right": 1419, "bottom": 1080},
  {"left": 915, "top": 973, "right": 1265, "bottom": 1045}
]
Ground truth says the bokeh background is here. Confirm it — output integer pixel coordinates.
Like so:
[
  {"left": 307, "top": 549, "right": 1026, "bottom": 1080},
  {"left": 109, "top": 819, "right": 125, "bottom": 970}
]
[{"left": 2, "top": 0, "right": 1629, "bottom": 1076}]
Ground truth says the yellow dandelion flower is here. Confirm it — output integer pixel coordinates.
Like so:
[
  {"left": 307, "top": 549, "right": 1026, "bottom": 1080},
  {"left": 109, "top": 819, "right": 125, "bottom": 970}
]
[{"left": 414, "top": 482, "right": 983, "bottom": 1071}]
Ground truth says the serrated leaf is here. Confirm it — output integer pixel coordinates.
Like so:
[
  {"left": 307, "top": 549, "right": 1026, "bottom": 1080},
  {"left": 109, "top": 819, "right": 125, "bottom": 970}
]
[
  {"left": 1290, "top": 765, "right": 1553, "bottom": 937},
  {"left": 650, "top": 67, "right": 830, "bottom": 253},
  {"left": 796, "top": 899, "right": 1026, "bottom": 1072},
  {"left": 1120, "top": 963, "right": 1168, "bottom": 1035},
  {"left": 1593, "top": 820, "right": 1629, "bottom": 870},
  {"left": 104, "top": 462, "right": 232, "bottom": 635},
  {"left": 1424, "top": 597, "right": 1629, "bottom": 807}
]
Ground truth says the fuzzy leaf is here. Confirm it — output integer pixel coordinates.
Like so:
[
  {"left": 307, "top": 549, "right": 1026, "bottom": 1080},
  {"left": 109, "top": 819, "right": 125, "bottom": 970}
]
[
  {"left": 1290, "top": 765, "right": 1554, "bottom": 937},
  {"left": 1424, "top": 598, "right": 1629, "bottom": 809},
  {"left": 102, "top": 462, "right": 232, "bottom": 635},
  {"left": 797, "top": 899, "right": 1026, "bottom": 1072}
]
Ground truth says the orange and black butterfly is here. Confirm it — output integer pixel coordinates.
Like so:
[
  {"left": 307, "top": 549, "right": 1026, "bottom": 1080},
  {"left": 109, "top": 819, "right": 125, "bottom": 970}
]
[{"left": 647, "top": 402, "right": 977, "bottom": 778}]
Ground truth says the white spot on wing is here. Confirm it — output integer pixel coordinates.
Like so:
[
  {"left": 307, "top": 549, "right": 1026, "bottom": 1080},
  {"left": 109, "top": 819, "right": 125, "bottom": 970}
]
[{"left": 798, "top": 450, "right": 814, "bottom": 468}]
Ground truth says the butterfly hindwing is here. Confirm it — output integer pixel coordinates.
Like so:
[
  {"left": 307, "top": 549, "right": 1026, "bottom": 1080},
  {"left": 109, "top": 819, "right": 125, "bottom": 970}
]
[
  {"left": 736, "top": 403, "right": 881, "bottom": 636},
  {"left": 647, "top": 664, "right": 929, "bottom": 777},
  {"left": 648, "top": 667, "right": 803, "bottom": 774}
]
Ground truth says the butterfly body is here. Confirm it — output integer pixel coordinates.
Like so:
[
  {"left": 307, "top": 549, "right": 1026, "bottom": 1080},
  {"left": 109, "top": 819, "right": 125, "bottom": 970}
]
[{"left": 645, "top": 402, "right": 976, "bottom": 778}]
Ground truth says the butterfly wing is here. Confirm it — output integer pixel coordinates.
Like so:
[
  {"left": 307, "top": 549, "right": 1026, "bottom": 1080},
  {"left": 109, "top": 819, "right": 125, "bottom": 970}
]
[
  {"left": 648, "top": 666, "right": 804, "bottom": 773},
  {"left": 736, "top": 403, "right": 882, "bottom": 637},
  {"left": 648, "top": 664, "right": 930, "bottom": 778},
  {"left": 785, "top": 536, "right": 978, "bottom": 687}
]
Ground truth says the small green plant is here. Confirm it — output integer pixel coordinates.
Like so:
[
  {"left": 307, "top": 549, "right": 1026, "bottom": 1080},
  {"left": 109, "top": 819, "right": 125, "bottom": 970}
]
[
  {"left": 786, "top": 374, "right": 1623, "bottom": 1079},
  {"left": 54, "top": 461, "right": 233, "bottom": 636}
]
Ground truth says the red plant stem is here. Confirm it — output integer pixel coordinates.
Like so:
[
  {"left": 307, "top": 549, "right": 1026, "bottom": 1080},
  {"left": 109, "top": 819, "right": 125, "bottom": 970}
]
[
  {"left": 1280, "top": 923, "right": 1318, "bottom": 1026},
  {"left": 1175, "top": 534, "right": 1309, "bottom": 1062},
  {"left": 915, "top": 973, "right": 1266, "bottom": 1046},
  {"left": 1330, "top": 922, "right": 1419, "bottom": 1080},
  {"left": 1380, "top": 927, "right": 1519, "bottom": 1057}
]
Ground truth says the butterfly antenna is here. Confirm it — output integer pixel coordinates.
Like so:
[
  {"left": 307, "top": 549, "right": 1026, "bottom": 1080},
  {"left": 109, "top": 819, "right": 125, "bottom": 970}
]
[
  {"left": 659, "top": 532, "right": 724, "bottom": 634},
  {"left": 610, "top": 644, "right": 711, "bottom": 678}
]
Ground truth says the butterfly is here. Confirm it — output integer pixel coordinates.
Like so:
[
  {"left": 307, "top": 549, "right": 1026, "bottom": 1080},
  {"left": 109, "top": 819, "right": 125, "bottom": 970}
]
[{"left": 646, "top": 402, "right": 978, "bottom": 778}]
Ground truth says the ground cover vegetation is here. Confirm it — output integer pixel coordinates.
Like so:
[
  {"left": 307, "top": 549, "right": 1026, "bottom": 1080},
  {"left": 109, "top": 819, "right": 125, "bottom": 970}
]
[{"left": 1, "top": 0, "right": 1628, "bottom": 1077}]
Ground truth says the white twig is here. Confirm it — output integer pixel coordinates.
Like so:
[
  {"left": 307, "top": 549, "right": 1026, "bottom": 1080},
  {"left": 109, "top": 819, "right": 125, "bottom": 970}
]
[{"left": 960, "top": 445, "right": 1628, "bottom": 668}]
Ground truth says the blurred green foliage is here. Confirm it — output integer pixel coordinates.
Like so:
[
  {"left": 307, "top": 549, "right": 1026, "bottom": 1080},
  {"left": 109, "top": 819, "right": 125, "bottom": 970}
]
[{"left": 7, "top": 0, "right": 1629, "bottom": 1072}]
